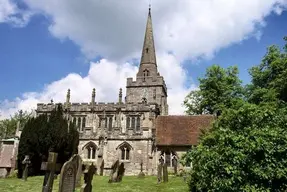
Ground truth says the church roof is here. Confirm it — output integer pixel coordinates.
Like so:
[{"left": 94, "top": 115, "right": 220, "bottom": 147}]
[{"left": 155, "top": 115, "right": 214, "bottom": 146}]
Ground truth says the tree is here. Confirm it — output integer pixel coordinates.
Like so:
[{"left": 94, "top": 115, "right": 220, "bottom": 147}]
[
  {"left": 0, "top": 110, "right": 32, "bottom": 140},
  {"left": 189, "top": 103, "right": 287, "bottom": 191},
  {"left": 184, "top": 65, "right": 244, "bottom": 115},
  {"left": 247, "top": 37, "right": 287, "bottom": 104},
  {"left": 17, "top": 104, "right": 79, "bottom": 177}
]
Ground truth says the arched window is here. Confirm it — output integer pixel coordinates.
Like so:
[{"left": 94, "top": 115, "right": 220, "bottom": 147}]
[
  {"left": 83, "top": 142, "right": 97, "bottom": 160},
  {"left": 160, "top": 150, "right": 177, "bottom": 167},
  {"left": 105, "top": 118, "right": 107, "bottom": 128},
  {"left": 72, "top": 117, "right": 76, "bottom": 125},
  {"left": 126, "top": 117, "right": 130, "bottom": 128},
  {"left": 78, "top": 117, "right": 82, "bottom": 130},
  {"left": 82, "top": 117, "right": 86, "bottom": 129},
  {"left": 117, "top": 142, "right": 133, "bottom": 161},
  {"left": 136, "top": 117, "right": 140, "bottom": 131},
  {"left": 131, "top": 117, "right": 135, "bottom": 129},
  {"left": 108, "top": 117, "right": 113, "bottom": 131}
]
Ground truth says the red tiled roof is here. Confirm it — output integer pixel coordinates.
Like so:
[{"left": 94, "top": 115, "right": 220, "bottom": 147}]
[
  {"left": 0, "top": 144, "right": 14, "bottom": 168},
  {"left": 155, "top": 115, "right": 214, "bottom": 146}
]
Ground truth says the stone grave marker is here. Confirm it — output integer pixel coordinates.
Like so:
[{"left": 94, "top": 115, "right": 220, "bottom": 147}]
[
  {"left": 80, "top": 163, "right": 96, "bottom": 192},
  {"left": 157, "top": 163, "right": 163, "bottom": 183},
  {"left": 100, "top": 160, "right": 104, "bottom": 176},
  {"left": 75, "top": 156, "right": 83, "bottom": 187},
  {"left": 41, "top": 152, "right": 61, "bottom": 192},
  {"left": 58, "top": 154, "right": 80, "bottom": 192},
  {"left": 22, "top": 155, "right": 31, "bottom": 181},
  {"left": 117, "top": 162, "right": 125, "bottom": 182},
  {"left": 163, "top": 163, "right": 168, "bottom": 183},
  {"left": 108, "top": 160, "right": 119, "bottom": 183},
  {"left": 173, "top": 158, "right": 178, "bottom": 175},
  {"left": 138, "top": 161, "right": 145, "bottom": 178}
]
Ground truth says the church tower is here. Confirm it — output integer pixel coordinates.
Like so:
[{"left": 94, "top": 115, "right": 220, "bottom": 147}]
[{"left": 126, "top": 7, "right": 168, "bottom": 115}]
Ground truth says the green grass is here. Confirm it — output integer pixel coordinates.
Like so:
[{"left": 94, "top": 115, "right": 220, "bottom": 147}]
[{"left": 0, "top": 176, "right": 189, "bottom": 192}]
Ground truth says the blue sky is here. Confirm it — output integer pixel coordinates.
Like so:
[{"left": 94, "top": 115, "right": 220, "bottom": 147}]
[{"left": 0, "top": 0, "right": 287, "bottom": 116}]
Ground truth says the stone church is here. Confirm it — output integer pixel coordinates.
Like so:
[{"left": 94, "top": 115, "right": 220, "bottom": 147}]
[{"left": 0, "top": 7, "right": 214, "bottom": 177}]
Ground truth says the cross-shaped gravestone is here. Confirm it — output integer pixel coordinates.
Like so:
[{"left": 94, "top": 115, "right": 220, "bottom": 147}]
[
  {"left": 41, "top": 152, "right": 61, "bottom": 192},
  {"left": 22, "top": 155, "right": 31, "bottom": 181},
  {"left": 138, "top": 161, "right": 145, "bottom": 178}
]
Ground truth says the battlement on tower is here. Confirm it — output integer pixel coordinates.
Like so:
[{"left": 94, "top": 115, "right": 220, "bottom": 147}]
[{"left": 126, "top": 76, "right": 167, "bottom": 90}]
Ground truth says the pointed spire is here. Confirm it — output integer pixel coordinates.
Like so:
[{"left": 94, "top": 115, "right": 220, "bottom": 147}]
[{"left": 137, "top": 5, "right": 158, "bottom": 78}]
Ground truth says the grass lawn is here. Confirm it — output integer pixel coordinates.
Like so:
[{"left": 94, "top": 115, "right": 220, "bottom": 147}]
[{"left": 0, "top": 175, "right": 189, "bottom": 192}]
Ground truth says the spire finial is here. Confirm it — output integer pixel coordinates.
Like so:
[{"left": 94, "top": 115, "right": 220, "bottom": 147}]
[
  {"left": 119, "top": 88, "right": 123, "bottom": 103},
  {"left": 91, "top": 88, "right": 96, "bottom": 104},
  {"left": 149, "top": 1, "right": 151, "bottom": 12}
]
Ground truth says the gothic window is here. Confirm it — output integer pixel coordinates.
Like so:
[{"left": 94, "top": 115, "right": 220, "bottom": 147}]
[
  {"left": 136, "top": 117, "right": 140, "bottom": 131},
  {"left": 117, "top": 142, "right": 132, "bottom": 161},
  {"left": 105, "top": 118, "right": 107, "bottom": 128},
  {"left": 83, "top": 142, "right": 97, "bottom": 160},
  {"left": 78, "top": 117, "right": 82, "bottom": 130},
  {"left": 126, "top": 117, "right": 130, "bottom": 128},
  {"left": 131, "top": 117, "right": 135, "bottom": 129},
  {"left": 160, "top": 150, "right": 177, "bottom": 167},
  {"left": 72, "top": 117, "right": 76, "bottom": 125},
  {"left": 108, "top": 117, "right": 113, "bottom": 131},
  {"left": 82, "top": 117, "right": 86, "bottom": 129},
  {"left": 99, "top": 118, "right": 101, "bottom": 128}
]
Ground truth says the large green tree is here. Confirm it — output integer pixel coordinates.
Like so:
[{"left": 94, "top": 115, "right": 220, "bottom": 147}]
[
  {"left": 247, "top": 37, "right": 287, "bottom": 104},
  {"left": 17, "top": 104, "right": 79, "bottom": 177},
  {"left": 189, "top": 103, "right": 287, "bottom": 191},
  {"left": 184, "top": 65, "right": 244, "bottom": 115}
]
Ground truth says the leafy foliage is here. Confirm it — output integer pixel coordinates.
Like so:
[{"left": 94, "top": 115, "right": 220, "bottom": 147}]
[
  {"left": 17, "top": 104, "right": 79, "bottom": 177},
  {"left": 189, "top": 103, "right": 287, "bottom": 191},
  {"left": 0, "top": 110, "right": 32, "bottom": 140},
  {"left": 184, "top": 37, "right": 287, "bottom": 191},
  {"left": 184, "top": 65, "right": 244, "bottom": 115},
  {"left": 247, "top": 37, "right": 287, "bottom": 104}
]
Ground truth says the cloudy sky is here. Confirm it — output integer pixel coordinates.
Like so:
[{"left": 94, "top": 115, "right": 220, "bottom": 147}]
[{"left": 0, "top": 0, "right": 287, "bottom": 118}]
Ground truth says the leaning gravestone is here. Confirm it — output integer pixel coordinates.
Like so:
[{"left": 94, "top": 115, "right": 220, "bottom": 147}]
[
  {"left": 173, "top": 158, "right": 178, "bottom": 175},
  {"left": 80, "top": 163, "right": 96, "bottom": 192},
  {"left": 117, "top": 163, "right": 125, "bottom": 182},
  {"left": 75, "top": 157, "right": 83, "bottom": 187},
  {"left": 22, "top": 155, "right": 31, "bottom": 181},
  {"left": 157, "top": 163, "right": 163, "bottom": 183},
  {"left": 108, "top": 160, "right": 119, "bottom": 183},
  {"left": 58, "top": 154, "right": 80, "bottom": 192},
  {"left": 41, "top": 152, "right": 61, "bottom": 192},
  {"left": 163, "top": 163, "right": 168, "bottom": 183}
]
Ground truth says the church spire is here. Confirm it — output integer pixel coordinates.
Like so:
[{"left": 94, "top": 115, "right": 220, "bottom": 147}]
[{"left": 137, "top": 5, "right": 158, "bottom": 78}]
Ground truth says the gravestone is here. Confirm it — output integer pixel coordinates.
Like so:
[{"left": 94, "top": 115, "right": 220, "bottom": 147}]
[
  {"left": 163, "top": 163, "right": 168, "bottom": 183},
  {"left": 138, "top": 161, "right": 145, "bottom": 178},
  {"left": 80, "top": 163, "right": 96, "bottom": 192},
  {"left": 41, "top": 152, "right": 61, "bottom": 192},
  {"left": 108, "top": 160, "right": 119, "bottom": 183},
  {"left": 58, "top": 154, "right": 80, "bottom": 192},
  {"left": 157, "top": 163, "right": 163, "bottom": 183},
  {"left": 117, "top": 163, "right": 125, "bottom": 182},
  {"left": 76, "top": 157, "right": 83, "bottom": 187},
  {"left": 172, "top": 158, "right": 178, "bottom": 175},
  {"left": 22, "top": 155, "right": 31, "bottom": 181},
  {"left": 100, "top": 160, "right": 104, "bottom": 176}
]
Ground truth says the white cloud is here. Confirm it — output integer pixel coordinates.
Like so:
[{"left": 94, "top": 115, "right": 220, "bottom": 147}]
[
  {"left": 0, "top": 54, "right": 192, "bottom": 118},
  {"left": 1, "top": 0, "right": 287, "bottom": 118},
  {"left": 0, "top": 0, "right": 32, "bottom": 27}
]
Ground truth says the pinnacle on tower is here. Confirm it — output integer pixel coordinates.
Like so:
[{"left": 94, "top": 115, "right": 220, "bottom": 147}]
[
  {"left": 137, "top": 6, "right": 158, "bottom": 78},
  {"left": 91, "top": 88, "right": 96, "bottom": 104}
]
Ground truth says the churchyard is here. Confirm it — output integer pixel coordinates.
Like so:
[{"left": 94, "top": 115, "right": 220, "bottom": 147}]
[
  {"left": 0, "top": 175, "right": 188, "bottom": 192},
  {"left": 0, "top": 151, "right": 188, "bottom": 192}
]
